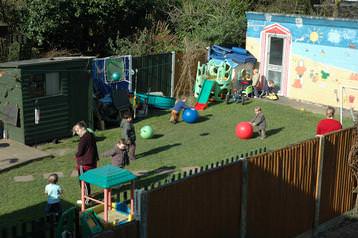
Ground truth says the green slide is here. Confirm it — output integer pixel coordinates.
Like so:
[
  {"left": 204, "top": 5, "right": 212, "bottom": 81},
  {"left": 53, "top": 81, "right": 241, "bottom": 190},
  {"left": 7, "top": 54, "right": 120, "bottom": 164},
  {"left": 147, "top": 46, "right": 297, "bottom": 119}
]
[
  {"left": 195, "top": 80, "right": 216, "bottom": 110},
  {"left": 197, "top": 80, "right": 215, "bottom": 104}
]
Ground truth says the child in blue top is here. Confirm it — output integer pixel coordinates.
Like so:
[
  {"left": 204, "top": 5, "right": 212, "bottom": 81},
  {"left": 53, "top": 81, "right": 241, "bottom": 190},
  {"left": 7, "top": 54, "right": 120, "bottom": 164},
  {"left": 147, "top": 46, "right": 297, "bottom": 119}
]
[
  {"left": 45, "top": 173, "right": 63, "bottom": 218},
  {"left": 170, "top": 96, "right": 189, "bottom": 124}
]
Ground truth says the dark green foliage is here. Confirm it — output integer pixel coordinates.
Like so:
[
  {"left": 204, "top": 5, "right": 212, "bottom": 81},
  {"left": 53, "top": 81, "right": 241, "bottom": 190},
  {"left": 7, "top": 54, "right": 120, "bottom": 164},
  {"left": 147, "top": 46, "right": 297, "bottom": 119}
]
[
  {"left": 7, "top": 41, "right": 20, "bottom": 61},
  {"left": 22, "top": 0, "right": 165, "bottom": 55}
]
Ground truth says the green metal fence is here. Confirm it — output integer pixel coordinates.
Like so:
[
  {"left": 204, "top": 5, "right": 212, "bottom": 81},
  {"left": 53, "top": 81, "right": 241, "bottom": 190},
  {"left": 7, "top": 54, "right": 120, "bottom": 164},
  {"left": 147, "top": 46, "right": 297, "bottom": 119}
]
[{"left": 132, "top": 53, "right": 173, "bottom": 96}]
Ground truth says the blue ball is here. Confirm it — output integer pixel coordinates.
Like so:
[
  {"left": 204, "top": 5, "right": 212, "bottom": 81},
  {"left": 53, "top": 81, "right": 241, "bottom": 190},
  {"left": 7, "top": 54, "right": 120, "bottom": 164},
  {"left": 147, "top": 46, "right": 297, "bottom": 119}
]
[{"left": 182, "top": 108, "right": 199, "bottom": 123}]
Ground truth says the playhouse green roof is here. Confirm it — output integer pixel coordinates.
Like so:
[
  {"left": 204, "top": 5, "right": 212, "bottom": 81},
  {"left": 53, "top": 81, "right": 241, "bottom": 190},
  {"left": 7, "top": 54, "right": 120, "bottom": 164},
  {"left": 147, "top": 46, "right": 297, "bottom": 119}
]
[{"left": 79, "top": 165, "right": 137, "bottom": 188}]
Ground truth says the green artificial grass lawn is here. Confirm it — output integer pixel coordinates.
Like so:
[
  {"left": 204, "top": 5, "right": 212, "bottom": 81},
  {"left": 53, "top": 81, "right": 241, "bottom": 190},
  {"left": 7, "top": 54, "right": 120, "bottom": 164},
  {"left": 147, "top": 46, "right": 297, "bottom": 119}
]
[{"left": 0, "top": 100, "right": 353, "bottom": 227}]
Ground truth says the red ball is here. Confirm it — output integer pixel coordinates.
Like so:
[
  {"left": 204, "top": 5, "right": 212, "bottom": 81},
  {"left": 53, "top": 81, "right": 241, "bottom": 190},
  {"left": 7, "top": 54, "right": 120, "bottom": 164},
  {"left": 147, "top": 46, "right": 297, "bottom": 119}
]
[{"left": 235, "top": 122, "right": 253, "bottom": 139}]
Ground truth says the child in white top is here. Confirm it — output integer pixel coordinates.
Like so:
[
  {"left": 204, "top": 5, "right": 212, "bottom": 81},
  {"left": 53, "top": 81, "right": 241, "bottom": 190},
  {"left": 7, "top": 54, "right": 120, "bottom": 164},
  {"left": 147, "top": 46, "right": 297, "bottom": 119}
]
[{"left": 45, "top": 173, "right": 63, "bottom": 217}]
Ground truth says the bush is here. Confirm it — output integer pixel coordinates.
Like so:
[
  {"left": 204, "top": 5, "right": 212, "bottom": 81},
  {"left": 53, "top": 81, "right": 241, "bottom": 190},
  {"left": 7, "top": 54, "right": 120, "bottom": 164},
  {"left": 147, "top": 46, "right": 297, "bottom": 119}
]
[{"left": 7, "top": 41, "right": 21, "bottom": 61}]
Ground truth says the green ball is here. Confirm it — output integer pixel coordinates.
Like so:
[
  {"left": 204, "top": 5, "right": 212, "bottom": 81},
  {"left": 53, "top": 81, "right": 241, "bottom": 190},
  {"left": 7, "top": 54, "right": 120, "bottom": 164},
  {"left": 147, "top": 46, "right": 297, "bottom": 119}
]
[
  {"left": 112, "top": 72, "right": 121, "bottom": 81},
  {"left": 140, "top": 125, "right": 154, "bottom": 139}
]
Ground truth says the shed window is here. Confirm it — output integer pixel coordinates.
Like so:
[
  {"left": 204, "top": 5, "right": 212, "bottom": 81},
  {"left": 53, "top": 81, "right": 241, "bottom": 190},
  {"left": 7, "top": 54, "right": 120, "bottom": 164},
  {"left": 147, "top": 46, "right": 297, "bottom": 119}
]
[
  {"left": 45, "top": 72, "right": 60, "bottom": 96},
  {"left": 29, "top": 72, "right": 61, "bottom": 97}
]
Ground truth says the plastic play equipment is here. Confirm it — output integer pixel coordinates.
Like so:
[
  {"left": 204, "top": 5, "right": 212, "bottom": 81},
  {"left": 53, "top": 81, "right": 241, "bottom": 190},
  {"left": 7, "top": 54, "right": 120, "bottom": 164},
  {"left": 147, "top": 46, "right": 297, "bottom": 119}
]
[
  {"left": 194, "top": 45, "right": 257, "bottom": 110},
  {"left": 182, "top": 108, "right": 199, "bottom": 123},
  {"left": 57, "top": 165, "right": 137, "bottom": 238},
  {"left": 195, "top": 80, "right": 216, "bottom": 110},
  {"left": 140, "top": 125, "right": 154, "bottom": 139},
  {"left": 135, "top": 92, "right": 175, "bottom": 110},
  {"left": 235, "top": 122, "right": 253, "bottom": 139}
]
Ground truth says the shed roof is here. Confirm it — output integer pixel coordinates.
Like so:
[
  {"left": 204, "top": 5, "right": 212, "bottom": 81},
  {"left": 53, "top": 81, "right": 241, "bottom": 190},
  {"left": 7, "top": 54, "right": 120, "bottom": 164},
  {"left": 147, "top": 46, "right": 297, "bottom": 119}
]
[
  {"left": 79, "top": 165, "right": 137, "bottom": 188},
  {"left": 0, "top": 56, "right": 95, "bottom": 68}
]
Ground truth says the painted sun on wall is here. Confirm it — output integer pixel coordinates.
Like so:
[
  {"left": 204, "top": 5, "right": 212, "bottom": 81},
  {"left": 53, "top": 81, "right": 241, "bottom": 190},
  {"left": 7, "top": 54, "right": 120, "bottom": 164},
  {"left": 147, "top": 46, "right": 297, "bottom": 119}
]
[{"left": 309, "top": 29, "right": 323, "bottom": 44}]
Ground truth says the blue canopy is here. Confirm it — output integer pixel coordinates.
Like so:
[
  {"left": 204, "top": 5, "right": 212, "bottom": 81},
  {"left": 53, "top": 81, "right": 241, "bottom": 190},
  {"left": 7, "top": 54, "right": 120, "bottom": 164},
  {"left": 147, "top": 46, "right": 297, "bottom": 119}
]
[{"left": 209, "top": 45, "right": 257, "bottom": 65}]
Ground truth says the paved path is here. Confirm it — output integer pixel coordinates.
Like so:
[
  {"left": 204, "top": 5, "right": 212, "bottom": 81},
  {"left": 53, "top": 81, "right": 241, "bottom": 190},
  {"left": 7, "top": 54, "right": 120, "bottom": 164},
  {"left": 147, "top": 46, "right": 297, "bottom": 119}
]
[{"left": 0, "top": 139, "right": 51, "bottom": 171}]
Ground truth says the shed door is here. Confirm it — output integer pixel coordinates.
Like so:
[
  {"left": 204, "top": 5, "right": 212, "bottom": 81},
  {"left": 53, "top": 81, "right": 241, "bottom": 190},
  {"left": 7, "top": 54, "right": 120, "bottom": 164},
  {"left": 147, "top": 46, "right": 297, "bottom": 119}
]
[{"left": 266, "top": 34, "right": 285, "bottom": 94}]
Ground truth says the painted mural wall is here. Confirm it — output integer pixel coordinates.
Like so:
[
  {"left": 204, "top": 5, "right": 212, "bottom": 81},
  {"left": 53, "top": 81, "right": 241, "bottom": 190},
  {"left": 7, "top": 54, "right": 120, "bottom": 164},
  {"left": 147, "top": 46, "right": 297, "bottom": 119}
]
[{"left": 246, "top": 12, "right": 358, "bottom": 110}]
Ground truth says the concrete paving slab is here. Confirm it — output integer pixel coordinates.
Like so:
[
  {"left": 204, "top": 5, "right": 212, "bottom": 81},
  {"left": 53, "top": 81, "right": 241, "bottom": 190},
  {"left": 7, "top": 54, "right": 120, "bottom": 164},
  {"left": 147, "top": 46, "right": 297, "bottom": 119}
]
[
  {"left": 43, "top": 172, "right": 64, "bottom": 179},
  {"left": 0, "top": 139, "right": 51, "bottom": 171},
  {"left": 14, "top": 175, "right": 34, "bottom": 182}
]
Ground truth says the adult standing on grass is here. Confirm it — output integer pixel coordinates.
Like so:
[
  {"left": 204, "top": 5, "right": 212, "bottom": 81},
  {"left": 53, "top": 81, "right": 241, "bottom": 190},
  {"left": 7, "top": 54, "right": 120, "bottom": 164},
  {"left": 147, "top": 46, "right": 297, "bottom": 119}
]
[
  {"left": 73, "top": 121, "right": 99, "bottom": 196},
  {"left": 121, "top": 111, "right": 136, "bottom": 161},
  {"left": 316, "top": 106, "right": 342, "bottom": 136}
]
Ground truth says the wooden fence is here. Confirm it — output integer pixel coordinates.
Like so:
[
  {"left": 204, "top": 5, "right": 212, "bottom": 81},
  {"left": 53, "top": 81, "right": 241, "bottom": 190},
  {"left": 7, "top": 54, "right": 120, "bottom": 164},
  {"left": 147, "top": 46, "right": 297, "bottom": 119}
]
[
  {"left": 247, "top": 138, "right": 320, "bottom": 238},
  {"left": 139, "top": 148, "right": 266, "bottom": 238},
  {"left": 319, "top": 127, "right": 356, "bottom": 224},
  {"left": 1, "top": 216, "right": 56, "bottom": 238},
  {"left": 139, "top": 128, "right": 356, "bottom": 238}
]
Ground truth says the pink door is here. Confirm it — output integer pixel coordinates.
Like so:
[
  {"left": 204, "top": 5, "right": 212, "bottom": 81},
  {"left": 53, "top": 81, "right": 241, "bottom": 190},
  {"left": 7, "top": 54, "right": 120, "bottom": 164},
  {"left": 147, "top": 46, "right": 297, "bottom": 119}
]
[{"left": 260, "top": 24, "right": 291, "bottom": 96}]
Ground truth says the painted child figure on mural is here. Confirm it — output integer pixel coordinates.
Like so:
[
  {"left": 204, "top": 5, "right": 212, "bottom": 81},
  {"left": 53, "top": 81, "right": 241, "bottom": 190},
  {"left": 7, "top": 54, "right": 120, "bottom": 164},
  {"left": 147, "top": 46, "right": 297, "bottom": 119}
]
[
  {"left": 170, "top": 96, "right": 189, "bottom": 124},
  {"left": 103, "top": 139, "right": 130, "bottom": 168},
  {"left": 251, "top": 106, "right": 267, "bottom": 139},
  {"left": 45, "top": 173, "right": 63, "bottom": 220}
]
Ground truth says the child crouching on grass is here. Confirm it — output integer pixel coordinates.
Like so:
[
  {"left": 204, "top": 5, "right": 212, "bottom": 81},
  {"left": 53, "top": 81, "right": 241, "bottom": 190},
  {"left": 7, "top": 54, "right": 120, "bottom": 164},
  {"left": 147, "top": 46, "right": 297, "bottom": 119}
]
[
  {"left": 45, "top": 173, "right": 63, "bottom": 220},
  {"left": 103, "top": 139, "right": 130, "bottom": 168},
  {"left": 251, "top": 106, "right": 267, "bottom": 139},
  {"left": 170, "top": 96, "right": 189, "bottom": 124}
]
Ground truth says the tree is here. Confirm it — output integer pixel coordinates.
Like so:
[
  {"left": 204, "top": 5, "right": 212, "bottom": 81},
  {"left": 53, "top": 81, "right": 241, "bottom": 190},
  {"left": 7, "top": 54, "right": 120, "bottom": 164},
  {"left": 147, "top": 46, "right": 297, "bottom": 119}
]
[
  {"left": 0, "top": 0, "right": 24, "bottom": 32},
  {"left": 168, "top": 0, "right": 254, "bottom": 47},
  {"left": 22, "top": 0, "right": 167, "bottom": 55}
]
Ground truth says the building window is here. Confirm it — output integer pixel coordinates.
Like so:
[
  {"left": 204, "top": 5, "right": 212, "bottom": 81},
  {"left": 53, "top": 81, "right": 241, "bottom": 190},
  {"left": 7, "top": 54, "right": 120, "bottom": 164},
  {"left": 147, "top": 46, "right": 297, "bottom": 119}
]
[{"left": 29, "top": 72, "right": 61, "bottom": 98}]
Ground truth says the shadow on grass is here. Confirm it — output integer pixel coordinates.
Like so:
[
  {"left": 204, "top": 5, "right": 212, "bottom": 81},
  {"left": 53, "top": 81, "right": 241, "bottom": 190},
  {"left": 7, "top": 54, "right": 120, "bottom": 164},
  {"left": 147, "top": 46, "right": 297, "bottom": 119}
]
[
  {"left": 95, "top": 136, "right": 106, "bottom": 142},
  {"left": 134, "top": 108, "right": 170, "bottom": 123},
  {"left": 113, "top": 166, "right": 176, "bottom": 192},
  {"left": 151, "top": 134, "right": 164, "bottom": 139},
  {"left": 197, "top": 114, "right": 213, "bottom": 123},
  {"left": 199, "top": 132, "right": 210, "bottom": 136},
  {"left": 136, "top": 143, "right": 181, "bottom": 159},
  {"left": 0, "top": 200, "right": 75, "bottom": 229},
  {"left": 252, "top": 127, "right": 285, "bottom": 138},
  {"left": 266, "top": 127, "right": 285, "bottom": 136}
]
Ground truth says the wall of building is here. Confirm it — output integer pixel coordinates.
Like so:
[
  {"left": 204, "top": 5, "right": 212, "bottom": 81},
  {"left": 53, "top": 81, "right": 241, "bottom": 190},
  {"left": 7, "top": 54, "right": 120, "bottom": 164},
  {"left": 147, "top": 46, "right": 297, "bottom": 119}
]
[
  {"left": 246, "top": 12, "right": 358, "bottom": 109},
  {"left": 0, "top": 68, "right": 25, "bottom": 143}
]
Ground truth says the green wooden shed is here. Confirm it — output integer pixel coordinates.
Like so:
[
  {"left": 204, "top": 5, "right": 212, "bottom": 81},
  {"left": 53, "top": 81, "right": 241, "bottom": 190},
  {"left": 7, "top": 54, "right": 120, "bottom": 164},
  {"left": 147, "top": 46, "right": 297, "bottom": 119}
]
[{"left": 0, "top": 57, "right": 94, "bottom": 145}]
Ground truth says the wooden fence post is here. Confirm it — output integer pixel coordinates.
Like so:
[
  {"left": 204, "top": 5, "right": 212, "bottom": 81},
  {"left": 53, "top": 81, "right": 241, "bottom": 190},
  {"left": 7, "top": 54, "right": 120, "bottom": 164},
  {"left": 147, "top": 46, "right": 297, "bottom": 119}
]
[
  {"left": 240, "top": 158, "right": 249, "bottom": 238},
  {"left": 313, "top": 135, "right": 325, "bottom": 236},
  {"left": 137, "top": 189, "right": 148, "bottom": 238}
]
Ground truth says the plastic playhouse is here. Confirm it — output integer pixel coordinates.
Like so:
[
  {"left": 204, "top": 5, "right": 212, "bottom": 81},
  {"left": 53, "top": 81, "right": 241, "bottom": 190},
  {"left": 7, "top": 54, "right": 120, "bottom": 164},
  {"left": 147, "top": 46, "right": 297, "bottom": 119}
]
[
  {"left": 56, "top": 165, "right": 137, "bottom": 238},
  {"left": 194, "top": 45, "right": 257, "bottom": 110}
]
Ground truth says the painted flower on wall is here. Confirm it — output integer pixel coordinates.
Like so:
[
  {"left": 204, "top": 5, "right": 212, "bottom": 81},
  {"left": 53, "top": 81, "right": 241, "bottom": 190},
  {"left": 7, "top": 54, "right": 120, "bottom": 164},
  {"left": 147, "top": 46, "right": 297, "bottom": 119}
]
[{"left": 328, "top": 30, "right": 341, "bottom": 44}]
